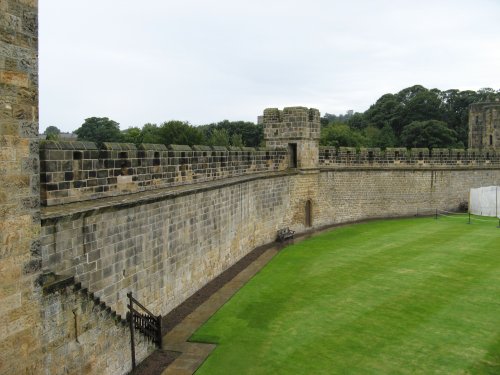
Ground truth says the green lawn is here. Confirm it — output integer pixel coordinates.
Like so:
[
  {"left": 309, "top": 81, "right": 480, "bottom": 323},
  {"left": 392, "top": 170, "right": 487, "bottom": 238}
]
[{"left": 191, "top": 217, "right": 500, "bottom": 374}]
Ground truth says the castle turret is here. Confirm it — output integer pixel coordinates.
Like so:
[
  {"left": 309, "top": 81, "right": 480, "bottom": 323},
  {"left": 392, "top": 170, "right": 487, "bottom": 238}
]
[
  {"left": 468, "top": 102, "right": 500, "bottom": 150},
  {"left": 263, "top": 106, "right": 320, "bottom": 170}
]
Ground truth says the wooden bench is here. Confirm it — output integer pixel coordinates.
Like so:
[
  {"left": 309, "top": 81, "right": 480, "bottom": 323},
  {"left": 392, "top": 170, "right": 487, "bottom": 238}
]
[{"left": 277, "top": 227, "right": 295, "bottom": 242}]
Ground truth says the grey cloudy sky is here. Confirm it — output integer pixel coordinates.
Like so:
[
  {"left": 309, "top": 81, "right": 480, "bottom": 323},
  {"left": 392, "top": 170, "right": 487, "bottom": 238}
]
[{"left": 39, "top": 0, "right": 500, "bottom": 133}]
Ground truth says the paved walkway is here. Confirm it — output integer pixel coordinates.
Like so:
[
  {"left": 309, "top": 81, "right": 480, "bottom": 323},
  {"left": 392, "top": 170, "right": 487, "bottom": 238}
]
[{"left": 161, "top": 246, "right": 280, "bottom": 375}]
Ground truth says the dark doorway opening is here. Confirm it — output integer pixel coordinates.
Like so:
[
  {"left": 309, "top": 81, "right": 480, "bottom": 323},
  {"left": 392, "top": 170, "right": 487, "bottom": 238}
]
[
  {"left": 305, "top": 200, "right": 312, "bottom": 227},
  {"left": 288, "top": 143, "right": 297, "bottom": 168}
]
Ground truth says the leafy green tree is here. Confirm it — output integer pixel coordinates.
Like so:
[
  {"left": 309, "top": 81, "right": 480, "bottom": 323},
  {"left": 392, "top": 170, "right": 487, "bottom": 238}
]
[
  {"left": 44, "top": 125, "right": 61, "bottom": 141},
  {"left": 363, "top": 126, "right": 380, "bottom": 146},
  {"left": 343, "top": 85, "right": 500, "bottom": 148},
  {"left": 320, "top": 124, "right": 366, "bottom": 148},
  {"left": 363, "top": 93, "right": 404, "bottom": 132},
  {"left": 475, "top": 88, "right": 500, "bottom": 102},
  {"left": 401, "top": 120, "right": 458, "bottom": 149},
  {"left": 323, "top": 113, "right": 352, "bottom": 126},
  {"left": 362, "top": 85, "right": 444, "bottom": 139},
  {"left": 140, "top": 123, "right": 161, "bottom": 144},
  {"left": 230, "top": 133, "right": 244, "bottom": 147},
  {"left": 199, "top": 120, "right": 263, "bottom": 147},
  {"left": 374, "top": 124, "right": 397, "bottom": 148},
  {"left": 157, "top": 121, "right": 205, "bottom": 146},
  {"left": 208, "top": 128, "right": 230, "bottom": 147},
  {"left": 438, "top": 89, "right": 476, "bottom": 146},
  {"left": 397, "top": 86, "right": 443, "bottom": 130},
  {"left": 74, "top": 117, "right": 122, "bottom": 146},
  {"left": 320, "top": 117, "right": 329, "bottom": 127},
  {"left": 45, "top": 125, "right": 61, "bottom": 135},
  {"left": 347, "top": 112, "right": 369, "bottom": 130},
  {"left": 363, "top": 124, "right": 396, "bottom": 149},
  {"left": 122, "top": 127, "right": 143, "bottom": 145}
]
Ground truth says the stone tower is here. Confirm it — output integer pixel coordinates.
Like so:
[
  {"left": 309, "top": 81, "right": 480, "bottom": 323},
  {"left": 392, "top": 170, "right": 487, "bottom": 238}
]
[
  {"left": 468, "top": 102, "right": 500, "bottom": 150},
  {"left": 0, "top": 0, "right": 42, "bottom": 373},
  {"left": 263, "top": 106, "right": 321, "bottom": 170}
]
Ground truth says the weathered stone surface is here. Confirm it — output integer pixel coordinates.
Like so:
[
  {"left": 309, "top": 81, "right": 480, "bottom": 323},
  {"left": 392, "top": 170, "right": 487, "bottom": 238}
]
[
  {"left": 469, "top": 102, "right": 500, "bottom": 150},
  {"left": 41, "top": 174, "right": 294, "bottom": 317},
  {"left": 264, "top": 106, "right": 321, "bottom": 169},
  {"left": 0, "top": 1, "right": 41, "bottom": 374},
  {"left": 38, "top": 283, "right": 153, "bottom": 375},
  {"left": 0, "top": 70, "right": 29, "bottom": 87},
  {"left": 40, "top": 141, "right": 288, "bottom": 206},
  {"left": 318, "top": 146, "right": 500, "bottom": 167},
  {"left": 2, "top": 0, "right": 500, "bottom": 373}
]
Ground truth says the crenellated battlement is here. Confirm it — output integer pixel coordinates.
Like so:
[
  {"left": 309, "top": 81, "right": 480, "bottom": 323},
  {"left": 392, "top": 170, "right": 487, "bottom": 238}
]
[
  {"left": 319, "top": 146, "right": 500, "bottom": 167},
  {"left": 263, "top": 106, "right": 321, "bottom": 143},
  {"left": 40, "top": 138, "right": 500, "bottom": 207},
  {"left": 40, "top": 141, "right": 289, "bottom": 206}
]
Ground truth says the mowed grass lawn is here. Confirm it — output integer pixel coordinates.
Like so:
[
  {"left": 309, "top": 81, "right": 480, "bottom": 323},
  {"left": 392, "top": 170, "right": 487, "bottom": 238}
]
[{"left": 191, "top": 217, "right": 500, "bottom": 374}]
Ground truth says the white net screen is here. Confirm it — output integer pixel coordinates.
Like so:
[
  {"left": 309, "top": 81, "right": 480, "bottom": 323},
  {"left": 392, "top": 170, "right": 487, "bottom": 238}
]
[{"left": 469, "top": 186, "right": 500, "bottom": 217}]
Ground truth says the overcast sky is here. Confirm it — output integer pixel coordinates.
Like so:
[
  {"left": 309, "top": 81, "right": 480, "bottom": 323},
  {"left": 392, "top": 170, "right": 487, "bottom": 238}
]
[{"left": 39, "top": 0, "right": 500, "bottom": 133}]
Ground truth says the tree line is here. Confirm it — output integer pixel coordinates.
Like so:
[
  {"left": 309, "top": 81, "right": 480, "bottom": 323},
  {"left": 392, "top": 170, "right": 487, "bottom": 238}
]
[
  {"left": 45, "top": 118, "right": 264, "bottom": 148},
  {"left": 321, "top": 85, "right": 500, "bottom": 149},
  {"left": 44, "top": 85, "right": 499, "bottom": 149}
]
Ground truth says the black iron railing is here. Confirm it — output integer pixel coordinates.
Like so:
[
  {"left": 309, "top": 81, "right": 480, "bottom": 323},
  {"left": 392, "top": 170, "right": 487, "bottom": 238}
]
[{"left": 127, "top": 292, "right": 162, "bottom": 369}]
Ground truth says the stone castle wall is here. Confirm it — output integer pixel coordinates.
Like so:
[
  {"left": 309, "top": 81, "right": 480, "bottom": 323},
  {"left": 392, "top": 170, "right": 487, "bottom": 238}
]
[
  {"left": 319, "top": 146, "right": 500, "bottom": 167},
  {"left": 314, "top": 169, "right": 500, "bottom": 226},
  {"left": 39, "top": 139, "right": 499, "bottom": 209},
  {"left": 0, "top": 0, "right": 43, "bottom": 374},
  {"left": 0, "top": 2, "right": 157, "bottom": 374},
  {"left": 37, "top": 110, "right": 500, "bottom": 365},
  {"left": 40, "top": 141, "right": 288, "bottom": 206},
  {"left": 2, "top": 2, "right": 500, "bottom": 373},
  {"left": 41, "top": 173, "right": 294, "bottom": 317},
  {"left": 40, "top": 162, "right": 500, "bottom": 327},
  {"left": 40, "top": 279, "right": 152, "bottom": 375}
]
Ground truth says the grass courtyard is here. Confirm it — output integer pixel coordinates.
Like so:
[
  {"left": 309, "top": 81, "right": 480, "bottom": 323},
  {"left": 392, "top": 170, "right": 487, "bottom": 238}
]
[{"left": 190, "top": 216, "right": 500, "bottom": 374}]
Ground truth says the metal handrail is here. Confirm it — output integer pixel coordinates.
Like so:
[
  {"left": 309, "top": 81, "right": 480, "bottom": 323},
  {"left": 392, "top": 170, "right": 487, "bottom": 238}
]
[{"left": 127, "top": 292, "right": 162, "bottom": 369}]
